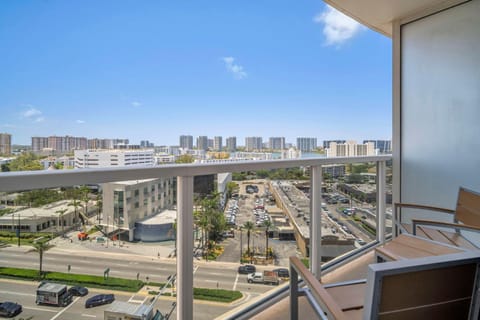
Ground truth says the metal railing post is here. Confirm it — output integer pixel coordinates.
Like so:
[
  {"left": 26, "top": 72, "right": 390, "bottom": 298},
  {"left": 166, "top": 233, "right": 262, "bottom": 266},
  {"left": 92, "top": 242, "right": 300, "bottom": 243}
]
[
  {"left": 176, "top": 176, "right": 194, "bottom": 320},
  {"left": 290, "top": 261, "right": 298, "bottom": 320},
  {"left": 311, "top": 165, "right": 322, "bottom": 279},
  {"left": 376, "top": 161, "right": 386, "bottom": 244}
]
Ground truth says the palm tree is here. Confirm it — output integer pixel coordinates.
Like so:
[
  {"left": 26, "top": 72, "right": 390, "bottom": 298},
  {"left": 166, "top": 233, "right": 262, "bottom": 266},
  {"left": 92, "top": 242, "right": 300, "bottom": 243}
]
[
  {"left": 27, "top": 241, "right": 54, "bottom": 277},
  {"left": 68, "top": 197, "right": 81, "bottom": 227},
  {"left": 262, "top": 220, "right": 274, "bottom": 260},
  {"left": 55, "top": 208, "right": 68, "bottom": 238},
  {"left": 95, "top": 193, "right": 103, "bottom": 225},
  {"left": 243, "top": 221, "right": 255, "bottom": 259}
]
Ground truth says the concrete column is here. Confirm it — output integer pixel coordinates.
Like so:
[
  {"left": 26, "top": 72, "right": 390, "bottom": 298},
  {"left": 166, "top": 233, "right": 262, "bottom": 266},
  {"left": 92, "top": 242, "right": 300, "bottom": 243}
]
[
  {"left": 310, "top": 165, "right": 322, "bottom": 279},
  {"left": 176, "top": 176, "right": 194, "bottom": 320},
  {"left": 376, "top": 161, "right": 387, "bottom": 244}
]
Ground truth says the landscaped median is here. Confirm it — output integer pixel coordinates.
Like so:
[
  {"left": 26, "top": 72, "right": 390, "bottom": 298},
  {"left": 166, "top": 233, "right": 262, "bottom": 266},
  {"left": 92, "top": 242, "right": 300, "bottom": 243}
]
[{"left": 0, "top": 267, "right": 243, "bottom": 303}]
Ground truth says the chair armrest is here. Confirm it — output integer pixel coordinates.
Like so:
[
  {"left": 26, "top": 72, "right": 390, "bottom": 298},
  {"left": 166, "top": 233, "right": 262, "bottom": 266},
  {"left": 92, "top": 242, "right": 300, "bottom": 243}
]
[
  {"left": 412, "top": 219, "right": 480, "bottom": 235},
  {"left": 290, "top": 257, "right": 348, "bottom": 320},
  {"left": 394, "top": 203, "right": 455, "bottom": 234},
  {"left": 394, "top": 203, "right": 455, "bottom": 214}
]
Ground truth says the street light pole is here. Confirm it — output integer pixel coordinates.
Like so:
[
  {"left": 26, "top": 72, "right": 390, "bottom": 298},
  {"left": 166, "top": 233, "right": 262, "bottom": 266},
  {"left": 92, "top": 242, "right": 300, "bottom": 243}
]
[
  {"left": 17, "top": 213, "right": 20, "bottom": 247},
  {"left": 239, "top": 228, "right": 243, "bottom": 263}
]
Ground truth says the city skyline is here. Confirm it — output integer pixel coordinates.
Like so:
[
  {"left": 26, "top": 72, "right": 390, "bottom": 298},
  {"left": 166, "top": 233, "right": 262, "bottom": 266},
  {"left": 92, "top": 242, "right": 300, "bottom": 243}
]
[{"left": 0, "top": 1, "right": 392, "bottom": 146}]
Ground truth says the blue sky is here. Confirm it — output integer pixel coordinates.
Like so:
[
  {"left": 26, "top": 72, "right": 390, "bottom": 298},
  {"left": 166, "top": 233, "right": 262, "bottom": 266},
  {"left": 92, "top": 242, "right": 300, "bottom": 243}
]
[{"left": 0, "top": 1, "right": 391, "bottom": 146}]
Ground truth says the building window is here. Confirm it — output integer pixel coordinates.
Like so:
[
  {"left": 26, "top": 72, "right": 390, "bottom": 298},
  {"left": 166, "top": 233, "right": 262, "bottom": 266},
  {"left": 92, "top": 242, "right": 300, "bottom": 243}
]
[
  {"left": 134, "top": 189, "right": 139, "bottom": 197},
  {"left": 135, "top": 202, "right": 139, "bottom": 208}
]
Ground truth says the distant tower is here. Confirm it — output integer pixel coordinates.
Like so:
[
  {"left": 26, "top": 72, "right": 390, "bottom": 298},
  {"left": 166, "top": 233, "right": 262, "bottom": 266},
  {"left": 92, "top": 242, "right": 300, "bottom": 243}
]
[
  {"left": 179, "top": 135, "right": 194, "bottom": 149},
  {"left": 226, "top": 137, "right": 237, "bottom": 152},
  {"left": 0, "top": 133, "right": 12, "bottom": 155}
]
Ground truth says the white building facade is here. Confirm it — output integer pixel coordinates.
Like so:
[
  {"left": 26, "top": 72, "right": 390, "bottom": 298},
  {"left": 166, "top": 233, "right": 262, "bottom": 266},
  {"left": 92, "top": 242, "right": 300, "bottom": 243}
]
[
  {"left": 74, "top": 149, "right": 155, "bottom": 168},
  {"left": 101, "top": 178, "right": 175, "bottom": 241}
]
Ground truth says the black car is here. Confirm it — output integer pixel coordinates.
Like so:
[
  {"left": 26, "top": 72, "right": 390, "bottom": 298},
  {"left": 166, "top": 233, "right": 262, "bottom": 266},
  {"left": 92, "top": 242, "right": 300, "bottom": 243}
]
[
  {"left": 273, "top": 268, "right": 290, "bottom": 279},
  {"left": 0, "top": 302, "right": 22, "bottom": 317},
  {"left": 238, "top": 264, "right": 256, "bottom": 274},
  {"left": 85, "top": 294, "right": 114, "bottom": 308},
  {"left": 69, "top": 286, "right": 89, "bottom": 297}
]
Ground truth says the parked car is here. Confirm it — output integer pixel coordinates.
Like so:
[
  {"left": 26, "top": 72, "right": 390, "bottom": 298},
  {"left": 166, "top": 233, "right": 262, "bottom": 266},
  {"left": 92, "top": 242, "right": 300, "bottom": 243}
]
[
  {"left": 238, "top": 264, "right": 256, "bottom": 274},
  {"left": 0, "top": 302, "right": 22, "bottom": 317},
  {"left": 85, "top": 294, "right": 114, "bottom": 308},
  {"left": 68, "top": 286, "right": 89, "bottom": 297},
  {"left": 273, "top": 268, "right": 290, "bottom": 279}
]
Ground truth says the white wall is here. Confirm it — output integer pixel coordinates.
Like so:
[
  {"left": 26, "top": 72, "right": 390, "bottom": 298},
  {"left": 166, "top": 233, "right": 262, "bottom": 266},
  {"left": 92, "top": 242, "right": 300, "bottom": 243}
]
[{"left": 400, "top": 0, "right": 480, "bottom": 216}]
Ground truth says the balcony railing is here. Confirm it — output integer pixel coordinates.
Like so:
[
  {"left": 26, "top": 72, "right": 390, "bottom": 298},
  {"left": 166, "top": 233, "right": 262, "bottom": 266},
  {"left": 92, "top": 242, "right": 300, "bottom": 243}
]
[{"left": 0, "top": 154, "right": 391, "bottom": 320}]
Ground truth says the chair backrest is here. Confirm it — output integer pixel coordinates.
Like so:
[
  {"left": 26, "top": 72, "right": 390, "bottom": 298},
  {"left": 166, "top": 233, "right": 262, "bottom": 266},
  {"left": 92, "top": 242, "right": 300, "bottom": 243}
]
[
  {"left": 456, "top": 187, "right": 480, "bottom": 228},
  {"left": 363, "top": 251, "right": 480, "bottom": 320}
]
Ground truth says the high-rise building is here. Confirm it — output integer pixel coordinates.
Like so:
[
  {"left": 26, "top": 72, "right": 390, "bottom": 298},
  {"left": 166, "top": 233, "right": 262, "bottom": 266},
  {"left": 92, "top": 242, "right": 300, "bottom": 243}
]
[
  {"left": 32, "top": 137, "right": 49, "bottom": 153},
  {"left": 363, "top": 140, "right": 392, "bottom": 153},
  {"left": 326, "top": 141, "right": 377, "bottom": 157},
  {"left": 296, "top": 137, "right": 317, "bottom": 152},
  {"left": 140, "top": 140, "right": 154, "bottom": 148},
  {"left": 213, "top": 136, "right": 223, "bottom": 151},
  {"left": 226, "top": 137, "right": 237, "bottom": 152},
  {"left": 245, "top": 137, "right": 263, "bottom": 151},
  {"left": 323, "top": 140, "right": 346, "bottom": 149},
  {"left": 33, "top": 135, "right": 88, "bottom": 154},
  {"left": 179, "top": 135, "right": 193, "bottom": 150},
  {"left": 269, "top": 137, "right": 285, "bottom": 150},
  {"left": 0, "top": 133, "right": 12, "bottom": 155},
  {"left": 196, "top": 136, "right": 208, "bottom": 151}
]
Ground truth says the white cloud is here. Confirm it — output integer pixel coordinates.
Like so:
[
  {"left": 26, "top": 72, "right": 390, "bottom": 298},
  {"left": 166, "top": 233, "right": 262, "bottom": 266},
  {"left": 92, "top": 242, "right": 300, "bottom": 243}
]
[
  {"left": 76, "top": 120, "right": 85, "bottom": 124},
  {"left": 314, "top": 5, "right": 364, "bottom": 46},
  {"left": 21, "top": 106, "right": 45, "bottom": 122},
  {"left": 131, "top": 101, "right": 142, "bottom": 107},
  {"left": 222, "top": 57, "right": 247, "bottom": 80},
  {"left": 22, "top": 107, "right": 42, "bottom": 118}
]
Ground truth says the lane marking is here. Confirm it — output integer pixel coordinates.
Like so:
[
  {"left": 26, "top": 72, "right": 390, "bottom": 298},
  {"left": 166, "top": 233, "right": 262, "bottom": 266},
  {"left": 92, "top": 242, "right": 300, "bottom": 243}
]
[
  {"left": 23, "top": 306, "right": 58, "bottom": 313},
  {"left": 50, "top": 297, "right": 80, "bottom": 320},
  {"left": 81, "top": 313, "right": 97, "bottom": 318},
  {"left": 193, "top": 264, "right": 199, "bottom": 274},
  {"left": 233, "top": 273, "right": 239, "bottom": 291},
  {"left": 0, "top": 290, "right": 35, "bottom": 297}
]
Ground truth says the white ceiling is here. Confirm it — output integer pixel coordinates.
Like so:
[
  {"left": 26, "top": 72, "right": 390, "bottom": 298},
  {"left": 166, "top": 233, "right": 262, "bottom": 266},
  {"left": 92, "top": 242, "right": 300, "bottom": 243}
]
[{"left": 324, "top": 0, "right": 469, "bottom": 36}]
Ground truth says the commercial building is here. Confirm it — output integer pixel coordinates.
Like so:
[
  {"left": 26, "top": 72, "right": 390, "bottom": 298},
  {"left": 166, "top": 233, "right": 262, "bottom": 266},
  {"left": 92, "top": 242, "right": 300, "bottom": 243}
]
[
  {"left": 245, "top": 137, "right": 263, "bottom": 151},
  {"left": 0, "top": 200, "right": 79, "bottom": 233},
  {"left": 101, "top": 177, "right": 175, "bottom": 242},
  {"left": 179, "top": 135, "right": 193, "bottom": 149},
  {"left": 31, "top": 137, "right": 49, "bottom": 153},
  {"left": 213, "top": 136, "right": 223, "bottom": 151},
  {"left": 0, "top": 133, "right": 12, "bottom": 155},
  {"left": 226, "top": 136, "right": 237, "bottom": 152},
  {"left": 326, "top": 141, "right": 377, "bottom": 157},
  {"left": 196, "top": 136, "right": 208, "bottom": 151},
  {"left": 296, "top": 137, "right": 317, "bottom": 152},
  {"left": 269, "top": 137, "right": 285, "bottom": 150},
  {"left": 363, "top": 139, "right": 392, "bottom": 154},
  {"left": 74, "top": 149, "right": 155, "bottom": 168},
  {"left": 322, "top": 139, "right": 346, "bottom": 149}
]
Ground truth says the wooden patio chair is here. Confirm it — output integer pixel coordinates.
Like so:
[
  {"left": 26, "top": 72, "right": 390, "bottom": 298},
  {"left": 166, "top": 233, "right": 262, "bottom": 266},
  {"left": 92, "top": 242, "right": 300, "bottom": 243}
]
[
  {"left": 394, "top": 186, "right": 480, "bottom": 249},
  {"left": 290, "top": 250, "right": 480, "bottom": 320}
]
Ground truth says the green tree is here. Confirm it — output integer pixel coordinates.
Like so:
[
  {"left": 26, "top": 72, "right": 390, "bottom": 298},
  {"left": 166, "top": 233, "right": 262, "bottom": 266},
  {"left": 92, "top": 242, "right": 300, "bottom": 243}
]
[
  {"left": 243, "top": 221, "right": 255, "bottom": 259},
  {"left": 226, "top": 181, "right": 238, "bottom": 198},
  {"left": 175, "top": 154, "right": 195, "bottom": 163},
  {"left": 68, "top": 196, "right": 81, "bottom": 227},
  {"left": 27, "top": 241, "right": 55, "bottom": 276},
  {"left": 78, "top": 186, "right": 90, "bottom": 226},
  {"left": 262, "top": 220, "right": 274, "bottom": 259},
  {"left": 55, "top": 208, "right": 68, "bottom": 237},
  {"left": 6, "top": 152, "right": 43, "bottom": 171},
  {"left": 95, "top": 193, "right": 103, "bottom": 225}
]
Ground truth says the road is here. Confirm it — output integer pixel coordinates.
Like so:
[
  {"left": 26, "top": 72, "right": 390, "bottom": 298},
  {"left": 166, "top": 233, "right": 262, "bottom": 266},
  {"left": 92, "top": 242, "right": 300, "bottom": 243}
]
[{"left": 0, "top": 278, "right": 231, "bottom": 320}]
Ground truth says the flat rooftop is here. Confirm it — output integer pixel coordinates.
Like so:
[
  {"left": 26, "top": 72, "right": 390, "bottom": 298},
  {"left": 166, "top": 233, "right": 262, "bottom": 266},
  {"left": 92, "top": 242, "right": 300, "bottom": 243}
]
[{"left": 138, "top": 209, "right": 176, "bottom": 225}]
